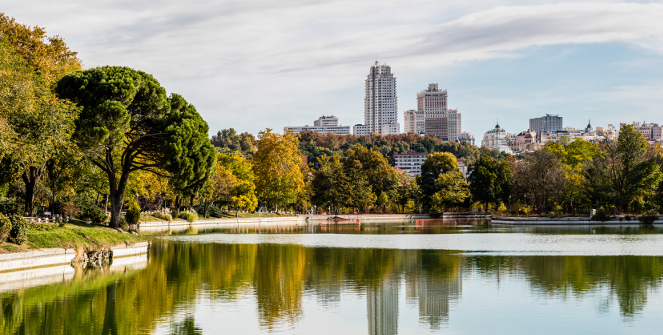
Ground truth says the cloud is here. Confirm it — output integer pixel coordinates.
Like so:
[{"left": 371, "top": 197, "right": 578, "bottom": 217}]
[{"left": 4, "top": 1, "right": 663, "bottom": 134}]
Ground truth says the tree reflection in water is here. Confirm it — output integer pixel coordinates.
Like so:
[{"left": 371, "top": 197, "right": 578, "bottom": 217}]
[{"left": 0, "top": 242, "right": 662, "bottom": 334}]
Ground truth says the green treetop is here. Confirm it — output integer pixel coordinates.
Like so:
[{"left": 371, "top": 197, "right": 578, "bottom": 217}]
[{"left": 55, "top": 66, "right": 215, "bottom": 227}]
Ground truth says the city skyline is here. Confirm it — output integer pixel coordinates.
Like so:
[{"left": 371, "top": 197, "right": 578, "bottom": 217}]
[{"left": 5, "top": 1, "right": 663, "bottom": 139}]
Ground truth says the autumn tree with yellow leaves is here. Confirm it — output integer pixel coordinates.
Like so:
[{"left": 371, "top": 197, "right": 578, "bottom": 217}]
[
  {"left": 0, "top": 13, "right": 82, "bottom": 215},
  {"left": 253, "top": 129, "right": 304, "bottom": 212}
]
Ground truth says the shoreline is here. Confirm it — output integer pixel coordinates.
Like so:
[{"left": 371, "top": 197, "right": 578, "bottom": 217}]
[
  {"left": 493, "top": 217, "right": 663, "bottom": 225},
  {"left": 0, "top": 242, "right": 149, "bottom": 273},
  {"left": 137, "top": 212, "right": 491, "bottom": 229}
]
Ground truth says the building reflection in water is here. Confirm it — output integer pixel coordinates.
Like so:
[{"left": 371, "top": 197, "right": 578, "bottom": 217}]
[{"left": 367, "top": 274, "right": 400, "bottom": 335}]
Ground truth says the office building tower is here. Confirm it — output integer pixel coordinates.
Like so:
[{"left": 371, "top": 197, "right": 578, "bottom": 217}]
[
  {"left": 364, "top": 62, "right": 400, "bottom": 135},
  {"left": 416, "top": 84, "right": 461, "bottom": 141}
]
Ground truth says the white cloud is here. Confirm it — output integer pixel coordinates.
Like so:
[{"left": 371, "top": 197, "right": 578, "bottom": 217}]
[{"left": 4, "top": 1, "right": 663, "bottom": 134}]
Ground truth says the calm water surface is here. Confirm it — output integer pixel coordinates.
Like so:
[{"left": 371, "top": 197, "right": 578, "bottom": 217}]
[{"left": 3, "top": 221, "right": 663, "bottom": 334}]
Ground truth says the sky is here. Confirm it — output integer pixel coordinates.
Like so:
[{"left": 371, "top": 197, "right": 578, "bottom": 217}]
[{"left": 4, "top": 0, "right": 663, "bottom": 139}]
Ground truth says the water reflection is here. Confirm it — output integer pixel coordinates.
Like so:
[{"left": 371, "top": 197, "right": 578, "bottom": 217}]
[{"left": 1, "top": 242, "right": 662, "bottom": 334}]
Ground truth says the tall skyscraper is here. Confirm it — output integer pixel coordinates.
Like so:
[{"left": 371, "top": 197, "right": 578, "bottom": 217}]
[
  {"left": 364, "top": 61, "right": 400, "bottom": 135},
  {"left": 409, "top": 83, "right": 461, "bottom": 141},
  {"left": 417, "top": 83, "right": 447, "bottom": 111}
]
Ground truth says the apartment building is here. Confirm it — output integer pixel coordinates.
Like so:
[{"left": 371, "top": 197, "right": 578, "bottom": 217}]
[
  {"left": 393, "top": 151, "right": 429, "bottom": 176},
  {"left": 529, "top": 114, "right": 563, "bottom": 134},
  {"left": 284, "top": 115, "right": 351, "bottom": 135},
  {"left": 403, "top": 109, "right": 425, "bottom": 134}
]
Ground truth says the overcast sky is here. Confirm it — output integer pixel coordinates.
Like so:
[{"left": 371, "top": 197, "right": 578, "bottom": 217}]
[{"left": 5, "top": 0, "right": 663, "bottom": 139}]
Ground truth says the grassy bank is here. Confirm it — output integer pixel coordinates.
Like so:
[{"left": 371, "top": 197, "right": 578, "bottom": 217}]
[{"left": 0, "top": 221, "right": 144, "bottom": 253}]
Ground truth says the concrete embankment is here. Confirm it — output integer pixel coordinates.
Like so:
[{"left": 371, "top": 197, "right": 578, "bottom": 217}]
[
  {"left": 137, "top": 213, "right": 491, "bottom": 233},
  {"left": 137, "top": 214, "right": 434, "bottom": 232},
  {"left": 493, "top": 217, "right": 663, "bottom": 225},
  {"left": 0, "top": 242, "right": 149, "bottom": 273},
  {"left": 0, "top": 252, "right": 148, "bottom": 292}
]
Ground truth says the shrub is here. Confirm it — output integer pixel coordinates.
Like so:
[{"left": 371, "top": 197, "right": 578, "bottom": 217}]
[
  {"left": 125, "top": 202, "right": 141, "bottom": 225},
  {"left": 8, "top": 214, "right": 28, "bottom": 244},
  {"left": 0, "top": 215, "right": 11, "bottom": 242},
  {"left": 522, "top": 205, "right": 531, "bottom": 217},
  {"left": 59, "top": 201, "right": 80, "bottom": 218},
  {"left": 639, "top": 210, "right": 659, "bottom": 225},
  {"left": 193, "top": 204, "right": 223, "bottom": 218},
  {"left": 592, "top": 209, "right": 612, "bottom": 222},
  {"left": 207, "top": 205, "right": 223, "bottom": 218},
  {"left": 119, "top": 216, "right": 129, "bottom": 231},
  {"left": 179, "top": 211, "right": 198, "bottom": 223},
  {"left": 497, "top": 202, "right": 507, "bottom": 216},
  {"left": 78, "top": 201, "right": 107, "bottom": 225},
  {"left": 0, "top": 197, "right": 23, "bottom": 215},
  {"left": 152, "top": 212, "right": 172, "bottom": 222}
]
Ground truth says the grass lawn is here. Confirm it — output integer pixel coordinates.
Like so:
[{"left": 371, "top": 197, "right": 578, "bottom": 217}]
[{"left": 0, "top": 221, "right": 144, "bottom": 253}]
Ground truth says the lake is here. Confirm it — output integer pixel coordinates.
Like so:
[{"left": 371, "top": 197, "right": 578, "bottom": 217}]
[{"left": 2, "top": 221, "right": 663, "bottom": 334}]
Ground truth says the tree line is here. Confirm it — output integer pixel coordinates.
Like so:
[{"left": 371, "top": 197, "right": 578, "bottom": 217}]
[{"left": 2, "top": 13, "right": 661, "bottom": 229}]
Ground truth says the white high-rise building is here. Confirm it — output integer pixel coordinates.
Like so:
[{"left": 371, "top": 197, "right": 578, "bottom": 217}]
[{"left": 364, "top": 62, "right": 400, "bottom": 135}]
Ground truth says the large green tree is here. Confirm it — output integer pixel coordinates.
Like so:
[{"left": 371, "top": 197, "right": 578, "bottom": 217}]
[
  {"left": 343, "top": 144, "right": 397, "bottom": 196},
  {"left": 467, "top": 156, "right": 512, "bottom": 209},
  {"left": 55, "top": 66, "right": 215, "bottom": 227},
  {"left": 418, "top": 152, "right": 457, "bottom": 209},
  {"left": 600, "top": 125, "right": 662, "bottom": 212},
  {"left": 310, "top": 155, "right": 348, "bottom": 212}
]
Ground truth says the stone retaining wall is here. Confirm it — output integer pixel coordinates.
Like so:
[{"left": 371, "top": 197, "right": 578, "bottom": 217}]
[
  {"left": 493, "top": 218, "right": 663, "bottom": 225},
  {"left": 0, "top": 242, "right": 149, "bottom": 273}
]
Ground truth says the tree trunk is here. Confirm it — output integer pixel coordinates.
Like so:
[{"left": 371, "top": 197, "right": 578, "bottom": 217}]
[
  {"left": 107, "top": 171, "right": 130, "bottom": 228},
  {"left": 109, "top": 191, "right": 122, "bottom": 228},
  {"left": 22, "top": 165, "right": 45, "bottom": 216}
]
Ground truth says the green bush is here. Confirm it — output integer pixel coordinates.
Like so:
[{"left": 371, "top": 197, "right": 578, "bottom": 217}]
[
  {"left": 592, "top": 209, "right": 612, "bottom": 222},
  {"left": 8, "top": 214, "right": 28, "bottom": 244},
  {"left": 78, "top": 201, "right": 107, "bottom": 225},
  {"left": 193, "top": 204, "right": 223, "bottom": 218},
  {"left": 208, "top": 205, "right": 223, "bottom": 218},
  {"left": 0, "top": 197, "right": 23, "bottom": 215},
  {"left": 119, "top": 216, "right": 129, "bottom": 231},
  {"left": 152, "top": 212, "right": 172, "bottom": 222},
  {"left": 0, "top": 215, "right": 11, "bottom": 242},
  {"left": 639, "top": 210, "right": 659, "bottom": 225},
  {"left": 125, "top": 202, "right": 141, "bottom": 225},
  {"left": 179, "top": 211, "right": 198, "bottom": 223}
]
